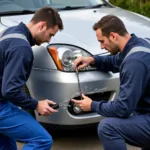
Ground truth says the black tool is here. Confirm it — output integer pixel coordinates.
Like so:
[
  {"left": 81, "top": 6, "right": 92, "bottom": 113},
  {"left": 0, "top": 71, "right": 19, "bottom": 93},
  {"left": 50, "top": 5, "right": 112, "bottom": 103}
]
[
  {"left": 39, "top": 100, "right": 70, "bottom": 115},
  {"left": 49, "top": 100, "right": 71, "bottom": 109},
  {"left": 76, "top": 68, "right": 82, "bottom": 100},
  {"left": 49, "top": 103, "right": 59, "bottom": 109}
]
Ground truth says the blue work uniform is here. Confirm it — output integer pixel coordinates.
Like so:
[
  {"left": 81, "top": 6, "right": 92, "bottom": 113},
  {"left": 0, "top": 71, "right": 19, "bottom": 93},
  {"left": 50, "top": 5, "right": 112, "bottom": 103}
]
[
  {"left": 91, "top": 34, "right": 150, "bottom": 150},
  {"left": 0, "top": 23, "right": 52, "bottom": 150}
]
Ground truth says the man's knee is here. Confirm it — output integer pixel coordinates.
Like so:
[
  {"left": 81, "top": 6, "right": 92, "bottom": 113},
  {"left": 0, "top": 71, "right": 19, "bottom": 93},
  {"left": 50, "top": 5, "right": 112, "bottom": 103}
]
[
  {"left": 97, "top": 118, "right": 115, "bottom": 140},
  {"left": 25, "top": 131, "right": 53, "bottom": 149},
  {"left": 40, "top": 133, "right": 53, "bottom": 148}
]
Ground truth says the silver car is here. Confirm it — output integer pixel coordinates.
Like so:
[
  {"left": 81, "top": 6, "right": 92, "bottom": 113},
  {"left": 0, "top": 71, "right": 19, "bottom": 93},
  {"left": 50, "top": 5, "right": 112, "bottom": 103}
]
[{"left": 0, "top": 0, "right": 150, "bottom": 126}]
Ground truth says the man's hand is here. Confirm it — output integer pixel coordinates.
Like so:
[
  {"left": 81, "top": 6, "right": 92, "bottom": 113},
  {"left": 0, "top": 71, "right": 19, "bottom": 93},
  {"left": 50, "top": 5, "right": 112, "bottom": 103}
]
[
  {"left": 74, "top": 56, "right": 95, "bottom": 70},
  {"left": 71, "top": 94, "right": 92, "bottom": 111},
  {"left": 36, "top": 99, "right": 58, "bottom": 116}
]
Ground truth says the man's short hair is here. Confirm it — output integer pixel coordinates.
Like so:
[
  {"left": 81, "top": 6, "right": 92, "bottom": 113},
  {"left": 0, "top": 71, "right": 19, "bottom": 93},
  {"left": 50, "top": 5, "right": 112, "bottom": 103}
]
[
  {"left": 93, "top": 15, "right": 128, "bottom": 37},
  {"left": 30, "top": 7, "right": 63, "bottom": 30}
]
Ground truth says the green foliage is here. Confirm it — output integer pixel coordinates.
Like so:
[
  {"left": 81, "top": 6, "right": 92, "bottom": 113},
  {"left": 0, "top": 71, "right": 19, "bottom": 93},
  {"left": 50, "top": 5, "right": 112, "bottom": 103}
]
[
  {"left": 140, "top": 3, "right": 150, "bottom": 17},
  {"left": 110, "top": 0, "right": 150, "bottom": 18}
]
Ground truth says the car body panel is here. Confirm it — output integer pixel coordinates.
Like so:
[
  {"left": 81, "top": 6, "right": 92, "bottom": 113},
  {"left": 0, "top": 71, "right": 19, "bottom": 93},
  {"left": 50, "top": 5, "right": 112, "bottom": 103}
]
[
  {"left": 27, "top": 69, "right": 119, "bottom": 125},
  {"left": 1, "top": 7, "right": 150, "bottom": 56}
]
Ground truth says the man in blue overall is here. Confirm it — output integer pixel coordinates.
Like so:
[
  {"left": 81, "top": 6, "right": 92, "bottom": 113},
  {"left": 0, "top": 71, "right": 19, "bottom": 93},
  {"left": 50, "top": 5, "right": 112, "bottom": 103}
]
[
  {"left": 72, "top": 15, "right": 150, "bottom": 150},
  {"left": 0, "top": 7, "right": 63, "bottom": 150}
]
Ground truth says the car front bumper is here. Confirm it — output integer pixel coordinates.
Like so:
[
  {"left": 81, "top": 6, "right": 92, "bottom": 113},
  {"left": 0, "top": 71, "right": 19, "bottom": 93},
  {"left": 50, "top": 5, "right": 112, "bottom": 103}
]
[{"left": 27, "top": 69, "right": 119, "bottom": 125}]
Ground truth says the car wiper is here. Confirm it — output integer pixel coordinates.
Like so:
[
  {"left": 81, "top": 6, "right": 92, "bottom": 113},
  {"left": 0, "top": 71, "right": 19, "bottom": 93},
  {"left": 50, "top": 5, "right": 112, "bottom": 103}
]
[
  {"left": 0, "top": 10, "right": 35, "bottom": 16},
  {"left": 56, "top": 4, "right": 111, "bottom": 11},
  {"left": 57, "top": 6, "right": 86, "bottom": 10},
  {"left": 88, "top": 4, "right": 108, "bottom": 8}
]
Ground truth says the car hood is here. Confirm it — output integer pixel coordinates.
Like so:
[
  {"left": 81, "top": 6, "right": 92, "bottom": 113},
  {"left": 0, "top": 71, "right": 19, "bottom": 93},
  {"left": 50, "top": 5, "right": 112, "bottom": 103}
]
[{"left": 1, "top": 7, "right": 150, "bottom": 55}]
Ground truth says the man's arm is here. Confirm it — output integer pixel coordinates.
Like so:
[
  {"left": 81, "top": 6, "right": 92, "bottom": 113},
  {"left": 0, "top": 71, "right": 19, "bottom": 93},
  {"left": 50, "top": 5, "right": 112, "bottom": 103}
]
[
  {"left": 2, "top": 46, "right": 38, "bottom": 109},
  {"left": 94, "top": 53, "right": 121, "bottom": 73},
  {"left": 91, "top": 59, "right": 148, "bottom": 117}
]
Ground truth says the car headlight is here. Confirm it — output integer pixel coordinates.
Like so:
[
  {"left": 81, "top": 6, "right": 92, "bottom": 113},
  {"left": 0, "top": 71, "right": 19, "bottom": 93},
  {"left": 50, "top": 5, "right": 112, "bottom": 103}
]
[{"left": 48, "top": 44, "right": 96, "bottom": 71}]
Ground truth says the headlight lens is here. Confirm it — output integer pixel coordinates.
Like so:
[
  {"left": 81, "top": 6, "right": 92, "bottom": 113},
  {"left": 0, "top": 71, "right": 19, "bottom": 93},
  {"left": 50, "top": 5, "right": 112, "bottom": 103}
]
[{"left": 48, "top": 45, "right": 96, "bottom": 71}]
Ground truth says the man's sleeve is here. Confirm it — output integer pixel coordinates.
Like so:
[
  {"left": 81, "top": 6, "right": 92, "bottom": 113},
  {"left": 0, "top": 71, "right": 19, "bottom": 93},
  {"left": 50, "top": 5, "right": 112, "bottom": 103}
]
[
  {"left": 2, "top": 46, "right": 38, "bottom": 109},
  {"left": 91, "top": 59, "right": 148, "bottom": 117},
  {"left": 93, "top": 53, "right": 121, "bottom": 73}
]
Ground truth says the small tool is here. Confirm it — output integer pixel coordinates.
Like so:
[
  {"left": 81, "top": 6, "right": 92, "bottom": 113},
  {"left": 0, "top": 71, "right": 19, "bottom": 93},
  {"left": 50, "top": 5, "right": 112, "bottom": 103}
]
[
  {"left": 49, "top": 100, "right": 71, "bottom": 109},
  {"left": 49, "top": 103, "right": 59, "bottom": 109},
  {"left": 74, "top": 68, "right": 83, "bottom": 114},
  {"left": 39, "top": 100, "right": 70, "bottom": 115},
  {"left": 75, "top": 68, "right": 82, "bottom": 100}
]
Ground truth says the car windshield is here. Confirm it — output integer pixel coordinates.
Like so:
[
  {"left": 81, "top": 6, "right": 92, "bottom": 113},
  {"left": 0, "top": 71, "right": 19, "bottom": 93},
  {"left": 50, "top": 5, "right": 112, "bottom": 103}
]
[{"left": 0, "top": 0, "right": 106, "bottom": 14}]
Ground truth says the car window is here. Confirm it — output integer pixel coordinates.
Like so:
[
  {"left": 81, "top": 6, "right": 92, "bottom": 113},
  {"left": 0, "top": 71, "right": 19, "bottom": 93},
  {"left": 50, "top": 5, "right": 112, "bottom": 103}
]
[{"left": 0, "top": 0, "right": 106, "bottom": 13}]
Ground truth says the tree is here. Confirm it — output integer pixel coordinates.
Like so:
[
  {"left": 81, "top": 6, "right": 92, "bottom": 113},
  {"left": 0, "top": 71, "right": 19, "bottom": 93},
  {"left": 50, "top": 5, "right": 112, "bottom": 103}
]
[{"left": 110, "top": 0, "right": 150, "bottom": 17}]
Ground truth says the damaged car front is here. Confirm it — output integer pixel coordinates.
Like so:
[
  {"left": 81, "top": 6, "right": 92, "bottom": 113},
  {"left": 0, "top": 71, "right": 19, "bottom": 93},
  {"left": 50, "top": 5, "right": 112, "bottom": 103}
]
[{"left": 0, "top": 0, "right": 150, "bottom": 126}]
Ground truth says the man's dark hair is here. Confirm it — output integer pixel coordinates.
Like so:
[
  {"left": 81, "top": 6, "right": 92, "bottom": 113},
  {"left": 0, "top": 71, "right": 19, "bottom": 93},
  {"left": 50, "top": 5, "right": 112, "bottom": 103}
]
[
  {"left": 30, "top": 7, "right": 63, "bottom": 30},
  {"left": 93, "top": 15, "right": 128, "bottom": 37}
]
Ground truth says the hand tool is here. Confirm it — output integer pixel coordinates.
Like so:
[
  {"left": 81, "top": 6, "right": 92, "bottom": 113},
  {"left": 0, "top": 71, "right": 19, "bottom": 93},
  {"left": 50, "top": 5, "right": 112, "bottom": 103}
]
[
  {"left": 49, "top": 100, "right": 71, "bottom": 109},
  {"left": 39, "top": 100, "right": 70, "bottom": 115},
  {"left": 75, "top": 68, "right": 82, "bottom": 100},
  {"left": 73, "top": 68, "right": 83, "bottom": 114}
]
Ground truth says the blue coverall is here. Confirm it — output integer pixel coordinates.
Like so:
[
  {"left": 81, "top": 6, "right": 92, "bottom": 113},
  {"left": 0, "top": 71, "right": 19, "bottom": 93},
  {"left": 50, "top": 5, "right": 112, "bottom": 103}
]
[
  {"left": 91, "top": 34, "right": 150, "bottom": 150},
  {"left": 0, "top": 23, "right": 52, "bottom": 150}
]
